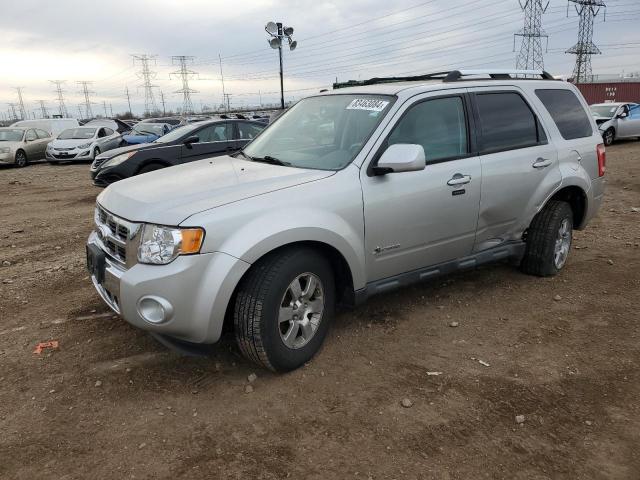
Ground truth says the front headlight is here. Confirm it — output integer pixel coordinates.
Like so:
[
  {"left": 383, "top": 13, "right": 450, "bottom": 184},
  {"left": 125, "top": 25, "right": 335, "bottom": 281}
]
[
  {"left": 102, "top": 151, "right": 135, "bottom": 168},
  {"left": 0, "top": 147, "right": 10, "bottom": 154},
  {"left": 137, "top": 224, "right": 205, "bottom": 265},
  {"left": 77, "top": 142, "right": 92, "bottom": 149}
]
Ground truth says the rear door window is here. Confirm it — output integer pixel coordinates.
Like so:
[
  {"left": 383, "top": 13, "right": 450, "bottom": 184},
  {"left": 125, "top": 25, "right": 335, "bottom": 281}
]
[
  {"left": 535, "top": 89, "right": 593, "bottom": 140},
  {"left": 474, "top": 92, "right": 544, "bottom": 153},
  {"left": 237, "top": 122, "right": 264, "bottom": 140},
  {"left": 196, "top": 123, "right": 231, "bottom": 142}
]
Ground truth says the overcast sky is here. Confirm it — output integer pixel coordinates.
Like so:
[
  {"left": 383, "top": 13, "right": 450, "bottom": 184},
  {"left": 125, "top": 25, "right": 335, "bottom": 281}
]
[{"left": 1, "top": 0, "right": 639, "bottom": 118}]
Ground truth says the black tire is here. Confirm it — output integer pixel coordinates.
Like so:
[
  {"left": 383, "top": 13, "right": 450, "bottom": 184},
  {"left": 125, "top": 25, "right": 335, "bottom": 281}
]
[
  {"left": 93, "top": 147, "right": 100, "bottom": 159},
  {"left": 233, "top": 247, "right": 335, "bottom": 372},
  {"left": 138, "top": 163, "right": 165, "bottom": 174},
  {"left": 521, "top": 200, "right": 573, "bottom": 277},
  {"left": 14, "top": 150, "right": 27, "bottom": 168},
  {"left": 603, "top": 128, "right": 615, "bottom": 146}
]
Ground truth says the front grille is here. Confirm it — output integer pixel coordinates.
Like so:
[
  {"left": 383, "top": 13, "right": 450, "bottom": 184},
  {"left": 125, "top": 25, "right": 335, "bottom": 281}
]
[
  {"left": 94, "top": 205, "right": 140, "bottom": 268},
  {"left": 53, "top": 153, "right": 77, "bottom": 159}
]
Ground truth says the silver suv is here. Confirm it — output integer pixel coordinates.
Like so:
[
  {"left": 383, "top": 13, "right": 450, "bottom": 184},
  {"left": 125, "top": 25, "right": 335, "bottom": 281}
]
[{"left": 86, "top": 69, "right": 605, "bottom": 371}]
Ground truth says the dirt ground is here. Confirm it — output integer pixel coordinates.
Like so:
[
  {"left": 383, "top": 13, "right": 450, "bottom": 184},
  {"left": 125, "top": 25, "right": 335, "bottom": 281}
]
[{"left": 0, "top": 143, "right": 639, "bottom": 480}]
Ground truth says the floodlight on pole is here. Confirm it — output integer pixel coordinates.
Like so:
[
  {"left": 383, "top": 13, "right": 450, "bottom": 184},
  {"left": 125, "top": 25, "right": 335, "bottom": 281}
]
[{"left": 265, "top": 21, "right": 297, "bottom": 109}]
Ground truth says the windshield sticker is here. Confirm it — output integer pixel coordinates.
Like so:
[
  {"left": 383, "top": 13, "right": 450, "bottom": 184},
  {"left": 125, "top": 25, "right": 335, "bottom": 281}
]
[{"left": 346, "top": 98, "right": 389, "bottom": 112}]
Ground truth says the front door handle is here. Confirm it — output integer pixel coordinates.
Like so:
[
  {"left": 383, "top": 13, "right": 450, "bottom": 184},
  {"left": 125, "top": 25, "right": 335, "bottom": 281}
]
[
  {"left": 532, "top": 157, "right": 553, "bottom": 169},
  {"left": 447, "top": 174, "right": 471, "bottom": 186}
]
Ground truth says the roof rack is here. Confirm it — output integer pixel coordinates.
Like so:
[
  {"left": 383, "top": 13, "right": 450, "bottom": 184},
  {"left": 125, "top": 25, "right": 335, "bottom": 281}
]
[{"left": 332, "top": 69, "right": 556, "bottom": 89}]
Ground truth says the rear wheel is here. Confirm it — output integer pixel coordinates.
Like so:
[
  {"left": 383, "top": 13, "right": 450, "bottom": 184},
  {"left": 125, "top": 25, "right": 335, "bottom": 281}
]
[
  {"left": 603, "top": 128, "right": 615, "bottom": 146},
  {"left": 15, "top": 150, "right": 27, "bottom": 168},
  {"left": 521, "top": 201, "right": 573, "bottom": 277},
  {"left": 233, "top": 247, "right": 335, "bottom": 372}
]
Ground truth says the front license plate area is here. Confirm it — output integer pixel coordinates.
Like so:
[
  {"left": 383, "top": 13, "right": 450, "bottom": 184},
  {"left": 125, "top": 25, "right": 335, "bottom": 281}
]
[{"left": 86, "top": 244, "right": 106, "bottom": 284}]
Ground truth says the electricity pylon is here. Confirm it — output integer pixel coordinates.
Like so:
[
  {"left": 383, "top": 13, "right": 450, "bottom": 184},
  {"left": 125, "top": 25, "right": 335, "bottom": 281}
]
[
  {"left": 170, "top": 56, "right": 198, "bottom": 115},
  {"left": 566, "top": 0, "right": 606, "bottom": 83},
  {"left": 50, "top": 80, "right": 68, "bottom": 117},
  {"left": 132, "top": 54, "right": 159, "bottom": 116},
  {"left": 77, "top": 81, "right": 95, "bottom": 118},
  {"left": 514, "top": 0, "right": 549, "bottom": 70}
]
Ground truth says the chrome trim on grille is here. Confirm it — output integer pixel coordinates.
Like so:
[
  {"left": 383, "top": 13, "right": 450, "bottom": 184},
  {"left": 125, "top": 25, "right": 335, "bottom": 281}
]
[{"left": 94, "top": 204, "right": 141, "bottom": 269}]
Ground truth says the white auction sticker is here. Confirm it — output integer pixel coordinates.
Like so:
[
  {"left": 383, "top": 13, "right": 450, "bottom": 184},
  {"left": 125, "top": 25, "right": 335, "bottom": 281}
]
[{"left": 346, "top": 98, "right": 389, "bottom": 112}]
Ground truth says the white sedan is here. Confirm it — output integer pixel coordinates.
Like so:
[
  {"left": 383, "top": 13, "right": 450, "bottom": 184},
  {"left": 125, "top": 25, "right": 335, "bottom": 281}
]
[{"left": 46, "top": 126, "right": 122, "bottom": 163}]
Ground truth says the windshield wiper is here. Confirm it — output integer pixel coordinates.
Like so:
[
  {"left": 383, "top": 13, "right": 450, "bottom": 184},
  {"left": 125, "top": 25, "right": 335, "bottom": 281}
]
[{"left": 248, "top": 155, "right": 291, "bottom": 166}]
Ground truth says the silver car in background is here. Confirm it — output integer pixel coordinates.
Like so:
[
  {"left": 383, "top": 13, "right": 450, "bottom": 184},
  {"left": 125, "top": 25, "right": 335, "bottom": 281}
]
[
  {"left": 590, "top": 102, "right": 640, "bottom": 145},
  {"left": 46, "top": 126, "right": 122, "bottom": 163},
  {"left": 0, "top": 127, "right": 53, "bottom": 167}
]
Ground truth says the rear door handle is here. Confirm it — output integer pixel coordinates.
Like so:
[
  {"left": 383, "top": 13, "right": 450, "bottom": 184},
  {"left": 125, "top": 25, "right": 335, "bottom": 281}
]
[
  {"left": 532, "top": 158, "right": 553, "bottom": 169},
  {"left": 447, "top": 174, "right": 471, "bottom": 186}
]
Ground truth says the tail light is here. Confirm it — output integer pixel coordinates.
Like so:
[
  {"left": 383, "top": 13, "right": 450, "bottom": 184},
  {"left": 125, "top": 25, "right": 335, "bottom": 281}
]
[{"left": 596, "top": 143, "right": 606, "bottom": 177}]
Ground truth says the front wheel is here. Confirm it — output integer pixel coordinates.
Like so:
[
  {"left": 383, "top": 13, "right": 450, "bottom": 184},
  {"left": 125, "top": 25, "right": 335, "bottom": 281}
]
[
  {"left": 233, "top": 248, "right": 335, "bottom": 372},
  {"left": 15, "top": 150, "right": 27, "bottom": 168},
  {"left": 521, "top": 201, "right": 573, "bottom": 277},
  {"left": 603, "top": 128, "right": 615, "bottom": 146}
]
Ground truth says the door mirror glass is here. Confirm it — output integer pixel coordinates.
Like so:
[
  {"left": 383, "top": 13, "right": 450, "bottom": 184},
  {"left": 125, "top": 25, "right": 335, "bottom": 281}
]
[
  {"left": 374, "top": 144, "right": 425, "bottom": 175},
  {"left": 618, "top": 111, "right": 628, "bottom": 118}
]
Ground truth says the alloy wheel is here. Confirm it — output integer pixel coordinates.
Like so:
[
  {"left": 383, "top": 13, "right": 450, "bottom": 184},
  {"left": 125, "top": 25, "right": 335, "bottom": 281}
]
[{"left": 278, "top": 273, "right": 325, "bottom": 349}]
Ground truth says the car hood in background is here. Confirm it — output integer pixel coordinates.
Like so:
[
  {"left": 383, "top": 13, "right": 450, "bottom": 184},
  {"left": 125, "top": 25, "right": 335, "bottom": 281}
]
[
  {"left": 50, "top": 139, "right": 94, "bottom": 148},
  {"left": 0, "top": 141, "right": 24, "bottom": 151},
  {"left": 97, "top": 155, "right": 335, "bottom": 225},
  {"left": 123, "top": 134, "right": 158, "bottom": 144},
  {"left": 592, "top": 116, "right": 613, "bottom": 127}
]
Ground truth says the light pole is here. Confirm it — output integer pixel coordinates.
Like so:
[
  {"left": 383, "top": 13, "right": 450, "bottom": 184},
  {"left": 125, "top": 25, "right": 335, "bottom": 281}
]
[{"left": 265, "top": 21, "right": 297, "bottom": 109}]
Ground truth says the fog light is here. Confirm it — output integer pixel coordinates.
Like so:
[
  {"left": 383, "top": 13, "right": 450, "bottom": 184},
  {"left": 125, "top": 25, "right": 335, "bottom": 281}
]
[{"left": 137, "top": 296, "right": 174, "bottom": 324}]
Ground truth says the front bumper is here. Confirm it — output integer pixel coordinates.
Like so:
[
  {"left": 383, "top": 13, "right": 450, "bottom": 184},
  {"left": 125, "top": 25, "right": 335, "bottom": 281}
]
[
  {"left": 47, "top": 149, "right": 92, "bottom": 161},
  {"left": 87, "top": 232, "right": 251, "bottom": 344}
]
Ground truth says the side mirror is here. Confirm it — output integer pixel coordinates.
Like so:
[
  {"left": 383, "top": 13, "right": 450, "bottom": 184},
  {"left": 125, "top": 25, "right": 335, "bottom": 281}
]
[
  {"left": 372, "top": 144, "right": 426, "bottom": 175},
  {"left": 183, "top": 135, "right": 199, "bottom": 148},
  {"left": 618, "top": 111, "right": 628, "bottom": 119}
]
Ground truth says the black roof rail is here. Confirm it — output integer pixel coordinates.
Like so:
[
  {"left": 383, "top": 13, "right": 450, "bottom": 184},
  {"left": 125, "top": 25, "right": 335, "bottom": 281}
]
[
  {"left": 332, "top": 69, "right": 556, "bottom": 90},
  {"left": 443, "top": 69, "right": 556, "bottom": 82},
  {"left": 332, "top": 72, "right": 451, "bottom": 90}
]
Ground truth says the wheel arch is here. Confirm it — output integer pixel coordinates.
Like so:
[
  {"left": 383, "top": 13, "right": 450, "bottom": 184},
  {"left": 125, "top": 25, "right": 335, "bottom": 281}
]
[
  {"left": 546, "top": 185, "right": 588, "bottom": 230},
  {"left": 136, "top": 159, "right": 171, "bottom": 174},
  {"left": 222, "top": 240, "right": 358, "bottom": 336}
]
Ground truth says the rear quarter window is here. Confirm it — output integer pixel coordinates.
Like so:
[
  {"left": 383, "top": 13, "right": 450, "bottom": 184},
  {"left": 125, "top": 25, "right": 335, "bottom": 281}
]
[{"left": 535, "top": 89, "right": 593, "bottom": 140}]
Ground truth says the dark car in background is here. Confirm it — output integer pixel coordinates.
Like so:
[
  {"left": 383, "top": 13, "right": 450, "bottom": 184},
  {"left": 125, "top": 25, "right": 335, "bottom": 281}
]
[{"left": 90, "top": 118, "right": 265, "bottom": 186}]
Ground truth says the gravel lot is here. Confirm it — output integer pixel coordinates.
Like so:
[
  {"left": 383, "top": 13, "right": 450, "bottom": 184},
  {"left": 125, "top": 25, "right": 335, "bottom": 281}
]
[{"left": 1, "top": 144, "right": 639, "bottom": 479}]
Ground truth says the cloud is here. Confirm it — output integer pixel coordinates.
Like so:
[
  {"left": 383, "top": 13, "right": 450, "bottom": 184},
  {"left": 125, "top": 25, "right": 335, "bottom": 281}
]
[{"left": 1, "top": 0, "right": 638, "bottom": 117}]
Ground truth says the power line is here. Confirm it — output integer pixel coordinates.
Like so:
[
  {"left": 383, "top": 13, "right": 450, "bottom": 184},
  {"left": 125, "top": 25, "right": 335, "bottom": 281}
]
[
  {"left": 515, "top": 1, "right": 549, "bottom": 70},
  {"left": 170, "top": 56, "right": 198, "bottom": 114},
  {"left": 132, "top": 54, "right": 159, "bottom": 116},
  {"left": 566, "top": 0, "right": 607, "bottom": 83},
  {"left": 49, "top": 80, "right": 68, "bottom": 118}
]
